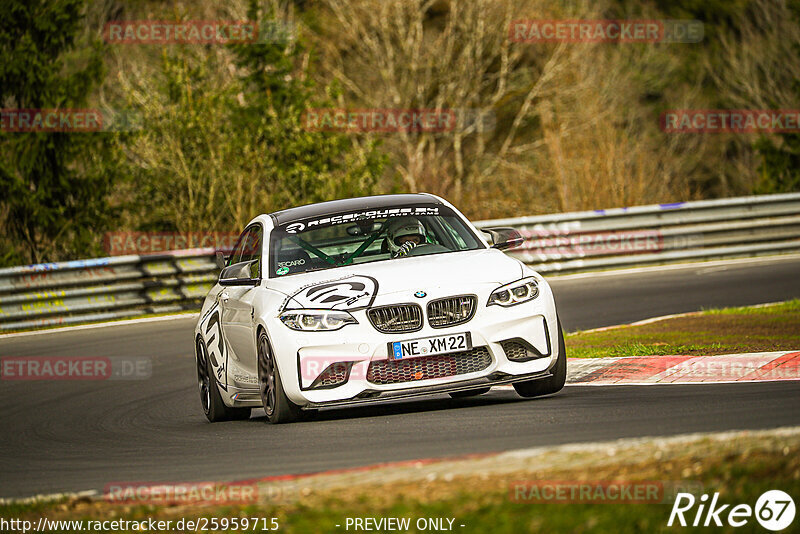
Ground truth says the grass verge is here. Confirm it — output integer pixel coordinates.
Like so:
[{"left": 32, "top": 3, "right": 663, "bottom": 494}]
[
  {"left": 2, "top": 428, "right": 798, "bottom": 533},
  {"left": 566, "top": 299, "right": 800, "bottom": 358}
]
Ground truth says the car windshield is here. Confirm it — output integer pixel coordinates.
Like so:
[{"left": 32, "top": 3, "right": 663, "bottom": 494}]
[{"left": 268, "top": 205, "right": 484, "bottom": 277}]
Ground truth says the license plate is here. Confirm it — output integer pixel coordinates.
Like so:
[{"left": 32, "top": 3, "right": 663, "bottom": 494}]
[{"left": 389, "top": 332, "right": 472, "bottom": 360}]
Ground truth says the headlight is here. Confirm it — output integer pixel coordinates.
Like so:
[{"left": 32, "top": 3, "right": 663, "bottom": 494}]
[
  {"left": 279, "top": 309, "right": 358, "bottom": 331},
  {"left": 487, "top": 277, "right": 540, "bottom": 307}
]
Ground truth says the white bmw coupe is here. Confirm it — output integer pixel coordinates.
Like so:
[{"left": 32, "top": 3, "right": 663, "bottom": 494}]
[{"left": 194, "top": 194, "right": 566, "bottom": 423}]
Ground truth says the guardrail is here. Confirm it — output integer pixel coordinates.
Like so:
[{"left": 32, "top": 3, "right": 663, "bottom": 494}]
[
  {"left": 1, "top": 193, "right": 798, "bottom": 331},
  {"left": 476, "top": 192, "right": 800, "bottom": 273},
  {"left": 0, "top": 249, "right": 218, "bottom": 331}
]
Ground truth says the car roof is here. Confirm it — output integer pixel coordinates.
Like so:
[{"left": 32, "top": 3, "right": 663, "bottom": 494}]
[{"left": 268, "top": 193, "right": 443, "bottom": 226}]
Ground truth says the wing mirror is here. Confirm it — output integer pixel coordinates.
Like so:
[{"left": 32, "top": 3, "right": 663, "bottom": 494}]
[
  {"left": 219, "top": 260, "right": 260, "bottom": 286},
  {"left": 215, "top": 250, "right": 228, "bottom": 270},
  {"left": 481, "top": 227, "right": 525, "bottom": 251}
]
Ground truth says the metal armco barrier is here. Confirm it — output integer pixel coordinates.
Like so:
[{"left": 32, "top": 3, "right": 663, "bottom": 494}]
[
  {"left": 1, "top": 193, "right": 799, "bottom": 331},
  {"left": 475, "top": 192, "right": 800, "bottom": 273},
  {"left": 0, "top": 249, "right": 217, "bottom": 331}
]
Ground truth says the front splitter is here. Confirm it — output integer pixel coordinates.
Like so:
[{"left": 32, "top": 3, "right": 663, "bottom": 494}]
[{"left": 303, "top": 369, "right": 553, "bottom": 409}]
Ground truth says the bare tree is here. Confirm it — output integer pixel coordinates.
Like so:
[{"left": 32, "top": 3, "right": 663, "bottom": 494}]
[
  {"left": 313, "top": 0, "right": 703, "bottom": 217},
  {"left": 710, "top": 0, "right": 800, "bottom": 110}
]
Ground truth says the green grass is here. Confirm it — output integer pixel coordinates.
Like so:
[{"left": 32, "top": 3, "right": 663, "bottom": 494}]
[
  {"left": 3, "top": 439, "right": 798, "bottom": 534},
  {"left": 701, "top": 299, "right": 800, "bottom": 315},
  {"left": 567, "top": 300, "right": 800, "bottom": 358},
  {"left": 605, "top": 341, "right": 724, "bottom": 358}
]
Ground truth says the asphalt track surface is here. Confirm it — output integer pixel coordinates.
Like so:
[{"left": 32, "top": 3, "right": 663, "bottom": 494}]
[{"left": 1, "top": 255, "right": 799, "bottom": 498}]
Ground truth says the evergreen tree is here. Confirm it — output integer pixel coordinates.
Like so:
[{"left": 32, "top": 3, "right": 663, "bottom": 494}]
[{"left": 0, "top": 0, "right": 115, "bottom": 264}]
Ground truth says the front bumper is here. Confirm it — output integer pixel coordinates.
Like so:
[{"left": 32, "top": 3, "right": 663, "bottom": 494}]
[
  {"left": 303, "top": 368, "right": 553, "bottom": 409},
  {"left": 264, "top": 278, "right": 560, "bottom": 407}
]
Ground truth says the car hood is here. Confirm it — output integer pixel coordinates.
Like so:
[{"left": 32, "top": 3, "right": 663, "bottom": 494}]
[{"left": 268, "top": 248, "right": 525, "bottom": 310}]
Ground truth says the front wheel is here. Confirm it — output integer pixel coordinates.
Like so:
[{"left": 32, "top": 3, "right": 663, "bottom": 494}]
[
  {"left": 513, "top": 317, "right": 567, "bottom": 398},
  {"left": 257, "top": 331, "right": 302, "bottom": 424},
  {"left": 196, "top": 338, "right": 251, "bottom": 422}
]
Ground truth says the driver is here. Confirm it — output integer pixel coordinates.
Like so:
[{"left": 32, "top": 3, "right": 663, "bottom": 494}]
[{"left": 386, "top": 217, "right": 427, "bottom": 258}]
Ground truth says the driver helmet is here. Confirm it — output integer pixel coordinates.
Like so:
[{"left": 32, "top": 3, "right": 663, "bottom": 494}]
[{"left": 386, "top": 217, "right": 427, "bottom": 256}]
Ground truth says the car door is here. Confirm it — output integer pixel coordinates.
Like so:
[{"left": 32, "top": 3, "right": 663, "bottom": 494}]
[{"left": 220, "top": 224, "right": 263, "bottom": 372}]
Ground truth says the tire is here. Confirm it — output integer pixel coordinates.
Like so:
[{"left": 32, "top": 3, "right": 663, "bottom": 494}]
[
  {"left": 196, "top": 338, "right": 251, "bottom": 422},
  {"left": 513, "top": 317, "right": 567, "bottom": 398},
  {"left": 449, "top": 387, "right": 491, "bottom": 398},
  {"left": 257, "top": 330, "right": 302, "bottom": 424}
]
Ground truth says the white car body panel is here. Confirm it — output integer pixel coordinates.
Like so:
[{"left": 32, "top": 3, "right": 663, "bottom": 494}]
[{"left": 194, "top": 194, "right": 562, "bottom": 411}]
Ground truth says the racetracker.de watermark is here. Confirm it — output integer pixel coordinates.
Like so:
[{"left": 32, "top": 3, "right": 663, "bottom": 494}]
[
  {"left": 509, "top": 227, "right": 705, "bottom": 262},
  {"left": 661, "top": 110, "right": 800, "bottom": 133},
  {"left": 519, "top": 229, "right": 665, "bottom": 257},
  {"left": 0, "top": 109, "right": 142, "bottom": 132},
  {"left": 301, "top": 108, "right": 496, "bottom": 133},
  {"left": 300, "top": 356, "right": 367, "bottom": 384},
  {"left": 104, "top": 481, "right": 261, "bottom": 505},
  {"left": 509, "top": 480, "right": 704, "bottom": 504},
  {"left": 509, "top": 20, "right": 703, "bottom": 43},
  {"left": 103, "top": 232, "right": 240, "bottom": 256},
  {"left": 103, "top": 20, "right": 293, "bottom": 44},
  {"left": 665, "top": 354, "right": 800, "bottom": 382},
  {"left": 1, "top": 357, "right": 152, "bottom": 381}
]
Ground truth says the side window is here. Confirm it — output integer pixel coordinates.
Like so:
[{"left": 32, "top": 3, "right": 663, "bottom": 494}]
[
  {"left": 239, "top": 226, "right": 263, "bottom": 278},
  {"left": 228, "top": 230, "right": 249, "bottom": 266},
  {"left": 228, "top": 225, "right": 263, "bottom": 279}
]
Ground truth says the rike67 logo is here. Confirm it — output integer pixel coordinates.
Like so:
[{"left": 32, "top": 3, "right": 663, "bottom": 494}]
[{"left": 669, "top": 490, "right": 795, "bottom": 531}]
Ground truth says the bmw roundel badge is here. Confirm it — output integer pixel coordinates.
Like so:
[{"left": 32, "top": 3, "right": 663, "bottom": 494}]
[{"left": 414, "top": 291, "right": 427, "bottom": 298}]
